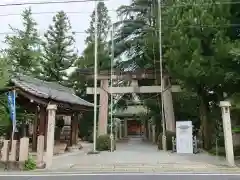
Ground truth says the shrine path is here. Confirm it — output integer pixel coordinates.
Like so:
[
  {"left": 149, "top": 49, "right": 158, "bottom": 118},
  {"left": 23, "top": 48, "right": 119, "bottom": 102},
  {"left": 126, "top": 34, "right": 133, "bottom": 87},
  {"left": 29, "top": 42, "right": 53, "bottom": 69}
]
[{"left": 49, "top": 136, "right": 233, "bottom": 172}]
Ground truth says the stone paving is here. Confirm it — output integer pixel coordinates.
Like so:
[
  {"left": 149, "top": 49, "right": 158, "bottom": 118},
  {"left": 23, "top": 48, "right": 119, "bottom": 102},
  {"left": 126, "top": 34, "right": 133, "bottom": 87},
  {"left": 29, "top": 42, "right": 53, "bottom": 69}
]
[{"left": 48, "top": 136, "right": 237, "bottom": 172}]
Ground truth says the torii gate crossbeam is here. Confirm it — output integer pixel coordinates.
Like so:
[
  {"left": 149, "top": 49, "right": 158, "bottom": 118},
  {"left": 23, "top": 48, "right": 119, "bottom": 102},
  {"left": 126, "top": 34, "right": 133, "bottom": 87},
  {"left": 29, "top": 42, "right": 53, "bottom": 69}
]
[
  {"left": 86, "top": 85, "right": 181, "bottom": 94},
  {"left": 78, "top": 68, "right": 180, "bottom": 136}
]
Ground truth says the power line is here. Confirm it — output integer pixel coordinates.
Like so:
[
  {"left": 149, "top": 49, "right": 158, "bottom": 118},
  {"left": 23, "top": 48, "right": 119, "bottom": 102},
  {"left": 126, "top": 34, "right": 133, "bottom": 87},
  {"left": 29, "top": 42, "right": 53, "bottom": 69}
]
[
  {"left": 0, "top": 9, "right": 117, "bottom": 17},
  {"left": 0, "top": 31, "right": 87, "bottom": 36},
  {"left": 0, "top": 1, "right": 236, "bottom": 8},
  {"left": 0, "top": 0, "right": 106, "bottom": 7},
  {"left": 0, "top": 23, "right": 237, "bottom": 36},
  {"left": 0, "top": 1, "right": 238, "bottom": 16},
  {"left": 0, "top": 1, "right": 236, "bottom": 18}
]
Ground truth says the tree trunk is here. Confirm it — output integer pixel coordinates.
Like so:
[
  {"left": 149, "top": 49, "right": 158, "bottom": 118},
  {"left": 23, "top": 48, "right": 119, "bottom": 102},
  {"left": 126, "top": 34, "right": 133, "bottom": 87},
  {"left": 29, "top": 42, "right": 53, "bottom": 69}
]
[{"left": 199, "top": 94, "right": 212, "bottom": 150}]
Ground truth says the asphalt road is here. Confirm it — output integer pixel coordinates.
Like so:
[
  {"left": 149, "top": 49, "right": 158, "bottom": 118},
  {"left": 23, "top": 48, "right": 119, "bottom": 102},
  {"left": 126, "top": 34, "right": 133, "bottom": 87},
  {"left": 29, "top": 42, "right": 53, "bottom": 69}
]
[{"left": 0, "top": 173, "right": 240, "bottom": 180}]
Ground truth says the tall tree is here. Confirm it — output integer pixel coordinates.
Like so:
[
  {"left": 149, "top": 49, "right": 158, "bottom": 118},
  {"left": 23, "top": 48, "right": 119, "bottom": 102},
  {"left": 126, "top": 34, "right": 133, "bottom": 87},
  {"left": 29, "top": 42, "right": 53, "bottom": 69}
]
[
  {"left": 4, "top": 7, "right": 42, "bottom": 76},
  {"left": 69, "top": 2, "right": 111, "bottom": 138},
  {"left": 79, "top": 1, "right": 111, "bottom": 70},
  {"left": 2, "top": 8, "right": 40, "bottom": 137},
  {"left": 163, "top": 0, "right": 236, "bottom": 149},
  {"left": 113, "top": 0, "right": 240, "bottom": 150},
  {"left": 41, "top": 11, "right": 77, "bottom": 84},
  {"left": 85, "top": 1, "right": 111, "bottom": 43},
  {"left": 70, "top": 1, "right": 111, "bottom": 96},
  {"left": 113, "top": 0, "right": 164, "bottom": 132},
  {"left": 0, "top": 55, "right": 10, "bottom": 89},
  {"left": 0, "top": 55, "right": 12, "bottom": 135}
]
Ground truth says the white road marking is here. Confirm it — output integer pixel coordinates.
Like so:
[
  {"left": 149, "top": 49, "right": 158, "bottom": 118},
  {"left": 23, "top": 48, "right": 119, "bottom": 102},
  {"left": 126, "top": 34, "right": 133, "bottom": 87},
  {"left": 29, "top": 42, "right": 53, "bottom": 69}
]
[{"left": 0, "top": 173, "right": 240, "bottom": 177}]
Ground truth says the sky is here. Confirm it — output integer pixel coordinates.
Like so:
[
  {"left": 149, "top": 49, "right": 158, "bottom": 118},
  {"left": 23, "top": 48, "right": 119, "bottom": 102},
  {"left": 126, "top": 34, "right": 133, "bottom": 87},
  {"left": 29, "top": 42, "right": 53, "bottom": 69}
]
[{"left": 0, "top": 0, "right": 130, "bottom": 54}]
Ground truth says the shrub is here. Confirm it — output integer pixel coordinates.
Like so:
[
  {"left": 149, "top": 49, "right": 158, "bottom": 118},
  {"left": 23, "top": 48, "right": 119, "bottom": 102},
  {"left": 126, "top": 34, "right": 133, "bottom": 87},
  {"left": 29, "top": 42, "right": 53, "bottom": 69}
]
[
  {"left": 24, "top": 156, "right": 36, "bottom": 170},
  {"left": 96, "top": 134, "right": 116, "bottom": 151},
  {"left": 157, "top": 131, "right": 176, "bottom": 150},
  {"left": 87, "top": 133, "right": 93, "bottom": 143},
  {"left": 209, "top": 145, "right": 240, "bottom": 157},
  {"left": 216, "top": 134, "right": 225, "bottom": 147}
]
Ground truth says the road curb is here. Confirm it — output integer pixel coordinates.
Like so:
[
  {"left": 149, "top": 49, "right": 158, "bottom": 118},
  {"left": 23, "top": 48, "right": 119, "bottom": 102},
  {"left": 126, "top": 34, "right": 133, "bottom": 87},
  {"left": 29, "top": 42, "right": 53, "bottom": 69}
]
[{"left": 57, "top": 165, "right": 240, "bottom": 173}]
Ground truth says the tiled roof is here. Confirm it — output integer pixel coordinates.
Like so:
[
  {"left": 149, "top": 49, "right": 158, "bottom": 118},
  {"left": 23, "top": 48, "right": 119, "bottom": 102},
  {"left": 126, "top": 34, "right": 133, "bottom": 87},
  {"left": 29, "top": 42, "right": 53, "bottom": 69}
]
[{"left": 11, "top": 74, "right": 93, "bottom": 107}]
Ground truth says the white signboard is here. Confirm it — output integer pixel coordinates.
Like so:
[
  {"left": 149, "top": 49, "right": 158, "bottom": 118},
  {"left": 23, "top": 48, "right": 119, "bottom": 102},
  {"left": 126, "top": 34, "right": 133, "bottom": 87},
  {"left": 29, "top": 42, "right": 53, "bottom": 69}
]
[{"left": 176, "top": 121, "right": 193, "bottom": 154}]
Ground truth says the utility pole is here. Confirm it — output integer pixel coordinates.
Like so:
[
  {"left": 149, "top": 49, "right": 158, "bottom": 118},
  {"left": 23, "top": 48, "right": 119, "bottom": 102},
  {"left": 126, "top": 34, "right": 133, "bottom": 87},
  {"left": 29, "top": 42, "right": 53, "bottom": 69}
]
[
  {"left": 158, "top": 0, "right": 167, "bottom": 150},
  {"left": 93, "top": 0, "right": 98, "bottom": 152},
  {"left": 110, "top": 24, "right": 114, "bottom": 152}
]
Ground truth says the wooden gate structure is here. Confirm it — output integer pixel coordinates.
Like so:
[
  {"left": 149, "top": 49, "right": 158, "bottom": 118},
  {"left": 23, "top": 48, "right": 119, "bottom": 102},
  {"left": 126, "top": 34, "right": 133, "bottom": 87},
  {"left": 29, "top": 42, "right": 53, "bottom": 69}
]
[{"left": 77, "top": 68, "right": 182, "bottom": 136}]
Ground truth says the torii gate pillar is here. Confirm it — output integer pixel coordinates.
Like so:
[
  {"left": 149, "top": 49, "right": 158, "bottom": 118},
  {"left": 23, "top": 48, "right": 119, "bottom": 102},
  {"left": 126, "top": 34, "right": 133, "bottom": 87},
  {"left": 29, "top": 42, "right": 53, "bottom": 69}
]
[
  {"left": 162, "top": 78, "right": 176, "bottom": 132},
  {"left": 98, "top": 80, "right": 109, "bottom": 135}
]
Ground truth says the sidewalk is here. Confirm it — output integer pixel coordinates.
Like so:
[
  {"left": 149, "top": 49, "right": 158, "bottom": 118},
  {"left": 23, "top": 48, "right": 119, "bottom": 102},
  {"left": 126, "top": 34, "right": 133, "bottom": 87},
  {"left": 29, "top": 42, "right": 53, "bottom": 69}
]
[
  {"left": 70, "top": 165, "right": 240, "bottom": 173},
  {"left": 45, "top": 137, "right": 240, "bottom": 173},
  {"left": 38, "top": 162, "right": 240, "bottom": 173}
]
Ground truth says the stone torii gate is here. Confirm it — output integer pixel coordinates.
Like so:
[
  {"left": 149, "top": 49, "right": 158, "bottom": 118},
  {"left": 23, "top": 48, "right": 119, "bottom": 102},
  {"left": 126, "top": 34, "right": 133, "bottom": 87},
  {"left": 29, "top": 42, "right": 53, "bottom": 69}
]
[{"left": 78, "top": 68, "right": 182, "bottom": 136}]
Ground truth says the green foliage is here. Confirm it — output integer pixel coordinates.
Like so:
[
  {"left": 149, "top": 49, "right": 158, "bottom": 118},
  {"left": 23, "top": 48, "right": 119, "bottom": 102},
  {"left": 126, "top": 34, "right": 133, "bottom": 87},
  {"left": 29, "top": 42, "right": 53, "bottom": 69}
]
[
  {"left": 79, "top": 111, "right": 96, "bottom": 140},
  {"left": 232, "top": 127, "right": 240, "bottom": 133},
  {"left": 0, "top": 8, "right": 39, "bottom": 136},
  {"left": 69, "top": 2, "right": 111, "bottom": 138},
  {"left": 209, "top": 146, "right": 240, "bottom": 157},
  {"left": 0, "top": 56, "right": 11, "bottom": 88},
  {"left": 0, "top": 57, "right": 11, "bottom": 135},
  {"left": 96, "top": 134, "right": 116, "bottom": 151},
  {"left": 164, "top": 0, "right": 233, "bottom": 93},
  {"left": 76, "top": 1, "right": 111, "bottom": 70},
  {"left": 85, "top": 2, "right": 111, "bottom": 44},
  {"left": 112, "top": 0, "right": 164, "bottom": 128},
  {"left": 113, "top": 0, "right": 240, "bottom": 150},
  {"left": 87, "top": 132, "right": 93, "bottom": 143},
  {"left": 0, "top": 110, "right": 10, "bottom": 136},
  {"left": 41, "top": 11, "right": 78, "bottom": 84},
  {"left": 173, "top": 92, "right": 200, "bottom": 121},
  {"left": 24, "top": 156, "right": 36, "bottom": 170},
  {"left": 157, "top": 131, "right": 176, "bottom": 151},
  {"left": 3, "top": 0, "right": 240, "bottom": 152},
  {"left": 4, "top": 7, "right": 42, "bottom": 76},
  {"left": 114, "top": 0, "right": 160, "bottom": 69}
]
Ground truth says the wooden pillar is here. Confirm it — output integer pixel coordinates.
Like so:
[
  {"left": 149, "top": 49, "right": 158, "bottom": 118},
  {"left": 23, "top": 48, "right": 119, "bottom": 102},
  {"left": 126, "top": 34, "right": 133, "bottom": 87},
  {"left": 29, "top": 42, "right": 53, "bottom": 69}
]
[
  {"left": 119, "top": 122, "right": 122, "bottom": 139},
  {"left": 76, "top": 114, "right": 79, "bottom": 143},
  {"left": 44, "top": 113, "right": 48, "bottom": 149},
  {"left": 98, "top": 80, "right": 109, "bottom": 135},
  {"left": 152, "top": 124, "right": 156, "bottom": 143},
  {"left": 148, "top": 122, "right": 152, "bottom": 140},
  {"left": 70, "top": 114, "right": 78, "bottom": 146},
  {"left": 32, "top": 110, "right": 38, "bottom": 151},
  {"left": 115, "top": 123, "right": 118, "bottom": 141},
  {"left": 38, "top": 106, "right": 47, "bottom": 149},
  {"left": 145, "top": 120, "right": 148, "bottom": 139},
  {"left": 39, "top": 107, "right": 46, "bottom": 135},
  {"left": 124, "top": 119, "right": 128, "bottom": 137}
]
